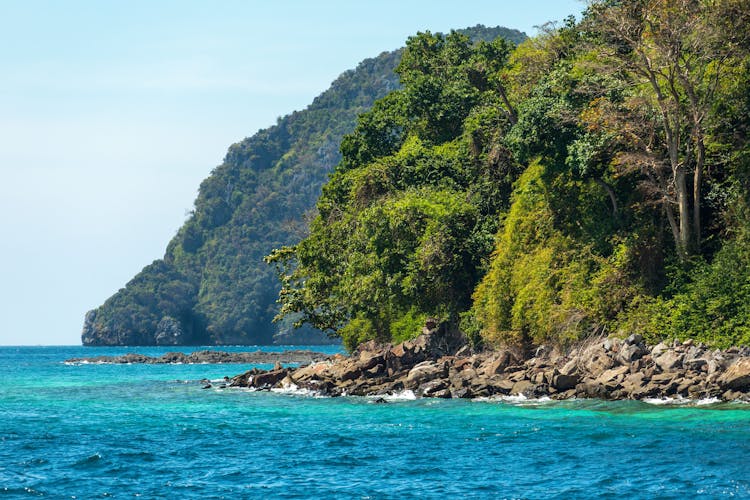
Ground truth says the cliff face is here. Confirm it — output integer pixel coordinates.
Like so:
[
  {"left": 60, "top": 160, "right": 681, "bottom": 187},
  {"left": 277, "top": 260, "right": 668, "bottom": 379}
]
[{"left": 81, "top": 26, "right": 526, "bottom": 346}]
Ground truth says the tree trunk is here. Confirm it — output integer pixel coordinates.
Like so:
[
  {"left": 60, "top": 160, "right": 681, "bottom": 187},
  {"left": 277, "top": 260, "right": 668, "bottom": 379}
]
[
  {"left": 594, "top": 178, "right": 619, "bottom": 217},
  {"left": 676, "top": 167, "right": 691, "bottom": 258},
  {"left": 693, "top": 135, "right": 705, "bottom": 253}
]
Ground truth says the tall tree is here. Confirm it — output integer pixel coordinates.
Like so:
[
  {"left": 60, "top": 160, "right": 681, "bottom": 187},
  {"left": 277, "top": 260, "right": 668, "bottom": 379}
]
[{"left": 585, "top": 0, "right": 750, "bottom": 258}]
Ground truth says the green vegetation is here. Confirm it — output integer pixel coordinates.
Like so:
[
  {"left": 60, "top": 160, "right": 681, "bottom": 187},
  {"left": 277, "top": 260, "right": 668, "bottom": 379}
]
[
  {"left": 82, "top": 26, "right": 525, "bottom": 345},
  {"left": 272, "top": 2, "right": 750, "bottom": 351}
]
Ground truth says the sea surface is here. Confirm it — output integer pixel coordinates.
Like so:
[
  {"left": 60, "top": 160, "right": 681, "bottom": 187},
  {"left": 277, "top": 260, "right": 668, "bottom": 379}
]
[{"left": 1, "top": 345, "right": 749, "bottom": 499}]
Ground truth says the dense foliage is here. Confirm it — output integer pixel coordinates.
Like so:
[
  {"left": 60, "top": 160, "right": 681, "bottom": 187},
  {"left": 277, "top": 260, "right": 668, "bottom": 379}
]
[
  {"left": 82, "top": 26, "right": 525, "bottom": 345},
  {"left": 272, "top": 1, "right": 750, "bottom": 351}
]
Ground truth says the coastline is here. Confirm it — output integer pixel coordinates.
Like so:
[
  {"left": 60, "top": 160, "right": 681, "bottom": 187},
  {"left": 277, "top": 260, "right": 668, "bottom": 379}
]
[{"left": 228, "top": 332, "right": 750, "bottom": 403}]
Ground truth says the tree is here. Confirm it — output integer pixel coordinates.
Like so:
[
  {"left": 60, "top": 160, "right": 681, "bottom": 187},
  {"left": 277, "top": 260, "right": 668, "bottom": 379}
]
[{"left": 584, "top": 0, "right": 750, "bottom": 259}]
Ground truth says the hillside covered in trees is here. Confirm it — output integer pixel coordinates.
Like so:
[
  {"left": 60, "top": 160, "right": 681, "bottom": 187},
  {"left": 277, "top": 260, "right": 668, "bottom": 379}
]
[
  {"left": 81, "top": 26, "right": 526, "bottom": 345},
  {"left": 270, "top": 0, "right": 750, "bottom": 352}
]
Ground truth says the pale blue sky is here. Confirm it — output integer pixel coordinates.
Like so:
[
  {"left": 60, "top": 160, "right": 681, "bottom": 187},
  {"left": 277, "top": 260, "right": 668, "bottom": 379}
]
[{"left": 0, "top": 0, "right": 584, "bottom": 345}]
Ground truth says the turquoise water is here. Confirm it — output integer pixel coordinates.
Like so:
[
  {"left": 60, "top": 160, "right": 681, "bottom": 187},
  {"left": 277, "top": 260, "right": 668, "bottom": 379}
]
[{"left": 1, "top": 346, "right": 749, "bottom": 499}]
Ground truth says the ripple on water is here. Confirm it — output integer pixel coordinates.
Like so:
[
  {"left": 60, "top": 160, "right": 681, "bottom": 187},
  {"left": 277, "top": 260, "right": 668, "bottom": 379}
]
[{"left": 2, "top": 346, "right": 750, "bottom": 499}]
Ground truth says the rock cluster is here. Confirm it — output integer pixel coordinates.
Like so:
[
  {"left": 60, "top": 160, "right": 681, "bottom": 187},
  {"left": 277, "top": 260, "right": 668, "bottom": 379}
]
[
  {"left": 66, "top": 349, "right": 329, "bottom": 365},
  {"left": 229, "top": 333, "right": 750, "bottom": 402}
]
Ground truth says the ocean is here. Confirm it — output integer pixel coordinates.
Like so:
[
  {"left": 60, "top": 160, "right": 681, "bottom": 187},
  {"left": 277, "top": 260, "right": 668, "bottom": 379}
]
[{"left": 1, "top": 346, "right": 748, "bottom": 499}]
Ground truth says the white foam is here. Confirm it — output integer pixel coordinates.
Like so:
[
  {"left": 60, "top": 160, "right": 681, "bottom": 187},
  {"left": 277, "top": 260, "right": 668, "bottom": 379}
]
[
  {"left": 471, "top": 394, "right": 554, "bottom": 405},
  {"left": 695, "top": 397, "right": 722, "bottom": 406},
  {"left": 270, "top": 381, "right": 326, "bottom": 398},
  {"left": 376, "top": 389, "right": 417, "bottom": 401},
  {"left": 643, "top": 396, "right": 691, "bottom": 405}
]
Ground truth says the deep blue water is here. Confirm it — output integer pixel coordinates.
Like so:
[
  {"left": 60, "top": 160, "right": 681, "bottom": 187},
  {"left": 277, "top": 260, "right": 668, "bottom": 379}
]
[{"left": 1, "top": 346, "right": 749, "bottom": 499}]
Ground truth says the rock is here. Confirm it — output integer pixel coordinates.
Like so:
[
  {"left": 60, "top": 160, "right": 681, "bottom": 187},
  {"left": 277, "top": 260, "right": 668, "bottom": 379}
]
[
  {"left": 624, "top": 333, "right": 643, "bottom": 346},
  {"left": 452, "top": 358, "right": 473, "bottom": 371},
  {"left": 336, "top": 364, "right": 362, "bottom": 382},
  {"left": 535, "top": 345, "right": 551, "bottom": 358},
  {"left": 364, "top": 364, "right": 385, "bottom": 378},
  {"left": 455, "top": 345, "right": 471, "bottom": 357},
  {"left": 494, "top": 378, "right": 516, "bottom": 393},
  {"left": 252, "top": 369, "right": 288, "bottom": 388},
  {"left": 651, "top": 342, "right": 669, "bottom": 357},
  {"left": 722, "top": 390, "right": 744, "bottom": 401},
  {"left": 358, "top": 351, "right": 385, "bottom": 371},
  {"left": 620, "top": 372, "right": 645, "bottom": 395},
  {"left": 603, "top": 338, "right": 619, "bottom": 352},
  {"left": 452, "top": 387, "right": 474, "bottom": 399},
  {"left": 552, "top": 373, "right": 579, "bottom": 391},
  {"left": 510, "top": 380, "right": 535, "bottom": 396},
  {"left": 577, "top": 379, "right": 609, "bottom": 399},
  {"left": 560, "top": 358, "right": 578, "bottom": 376},
  {"left": 616, "top": 343, "right": 647, "bottom": 365},
  {"left": 650, "top": 372, "right": 676, "bottom": 384},
  {"left": 654, "top": 350, "right": 684, "bottom": 372},
  {"left": 595, "top": 365, "right": 630, "bottom": 389},
  {"left": 66, "top": 349, "right": 330, "bottom": 365},
  {"left": 719, "top": 357, "right": 750, "bottom": 390},
  {"left": 480, "top": 351, "right": 513, "bottom": 376},
  {"left": 581, "top": 347, "right": 615, "bottom": 378},
  {"left": 406, "top": 361, "right": 445, "bottom": 386},
  {"left": 418, "top": 379, "right": 449, "bottom": 397}
]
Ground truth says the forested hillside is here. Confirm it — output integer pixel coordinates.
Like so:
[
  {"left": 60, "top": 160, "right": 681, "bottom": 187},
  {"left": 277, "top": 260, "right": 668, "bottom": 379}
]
[
  {"left": 82, "top": 26, "right": 525, "bottom": 345},
  {"left": 270, "top": 0, "right": 750, "bottom": 352}
]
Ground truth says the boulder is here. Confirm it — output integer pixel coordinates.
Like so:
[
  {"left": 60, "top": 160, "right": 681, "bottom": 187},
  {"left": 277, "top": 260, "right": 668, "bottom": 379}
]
[
  {"left": 452, "top": 387, "right": 474, "bottom": 399},
  {"left": 616, "top": 343, "right": 647, "bottom": 365},
  {"left": 624, "top": 333, "right": 644, "bottom": 346},
  {"left": 552, "top": 373, "right": 579, "bottom": 391},
  {"left": 406, "top": 361, "right": 445, "bottom": 386},
  {"left": 651, "top": 342, "right": 669, "bottom": 357},
  {"left": 418, "top": 379, "right": 449, "bottom": 397},
  {"left": 252, "top": 368, "right": 289, "bottom": 388},
  {"left": 654, "top": 350, "right": 683, "bottom": 372},
  {"left": 581, "top": 349, "right": 615, "bottom": 378},
  {"left": 358, "top": 350, "right": 385, "bottom": 371},
  {"left": 560, "top": 358, "right": 579, "bottom": 376},
  {"left": 594, "top": 365, "right": 629, "bottom": 392},
  {"left": 480, "top": 351, "right": 513, "bottom": 376},
  {"left": 494, "top": 378, "right": 516, "bottom": 394},
  {"left": 719, "top": 357, "right": 750, "bottom": 391},
  {"left": 510, "top": 380, "right": 535, "bottom": 396}
]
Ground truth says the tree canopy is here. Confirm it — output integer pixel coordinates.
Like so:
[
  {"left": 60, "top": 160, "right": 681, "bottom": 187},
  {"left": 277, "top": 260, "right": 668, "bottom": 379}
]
[{"left": 271, "top": 2, "right": 750, "bottom": 351}]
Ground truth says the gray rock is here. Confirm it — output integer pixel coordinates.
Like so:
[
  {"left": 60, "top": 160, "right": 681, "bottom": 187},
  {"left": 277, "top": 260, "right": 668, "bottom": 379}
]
[
  {"left": 616, "top": 343, "right": 647, "bottom": 364},
  {"left": 654, "top": 350, "right": 684, "bottom": 372},
  {"left": 624, "top": 333, "right": 643, "bottom": 346},
  {"left": 406, "top": 361, "right": 445, "bottom": 386},
  {"left": 651, "top": 342, "right": 669, "bottom": 357}
]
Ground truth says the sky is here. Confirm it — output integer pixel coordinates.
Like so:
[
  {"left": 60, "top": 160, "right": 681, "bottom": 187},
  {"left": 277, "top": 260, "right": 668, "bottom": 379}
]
[{"left": 0, "top": 0, "right": 584, "bottom": 345}]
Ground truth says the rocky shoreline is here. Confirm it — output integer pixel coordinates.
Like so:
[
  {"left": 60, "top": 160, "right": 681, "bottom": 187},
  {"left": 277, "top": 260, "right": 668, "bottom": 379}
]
[
  {"left": 228, "top": 332, "right": 750, "bottom": 402},
  {"left": 66, "top": 349, "right": 329, "bottom": 365}
]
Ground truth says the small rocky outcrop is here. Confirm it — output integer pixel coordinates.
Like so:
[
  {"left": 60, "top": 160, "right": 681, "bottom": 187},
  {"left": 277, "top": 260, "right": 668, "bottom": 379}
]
[
  {"left": 228, "top": 331, "right": 750, "bottom": 402},
  {"left": 66, "top": 350, "right": 329, "bottom": 365}
]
